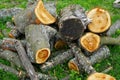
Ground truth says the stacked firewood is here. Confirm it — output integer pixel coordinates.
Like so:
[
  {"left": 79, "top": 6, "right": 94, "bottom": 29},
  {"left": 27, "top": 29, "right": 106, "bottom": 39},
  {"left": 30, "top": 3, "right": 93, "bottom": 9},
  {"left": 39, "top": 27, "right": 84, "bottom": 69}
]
[{"left": 0, "top": 0, "right": 120, "bottom": 80}]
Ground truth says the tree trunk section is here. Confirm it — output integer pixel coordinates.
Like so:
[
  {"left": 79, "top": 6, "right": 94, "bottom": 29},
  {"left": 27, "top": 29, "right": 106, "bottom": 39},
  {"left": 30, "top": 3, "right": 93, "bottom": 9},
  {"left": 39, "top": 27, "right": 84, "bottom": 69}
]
[
  {"left": 0, "top": 50, "right": 22, "bottom": 68},
  {"left": 68, "top": 45, "right": 110, "bottom": 72},
  {"left": 59, "top": 5, "right": 87, "bottom": 41},
  {"left": 25, "top": 24, "right": 57, "bottom": 64},
  {"left": 40, "top": 49, "right": 73, "bottom": 72}
]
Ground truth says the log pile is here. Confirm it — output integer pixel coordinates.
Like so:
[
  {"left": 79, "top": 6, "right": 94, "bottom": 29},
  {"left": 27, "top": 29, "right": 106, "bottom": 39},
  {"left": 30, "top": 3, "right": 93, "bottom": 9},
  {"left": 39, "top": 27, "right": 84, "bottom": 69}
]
[{"left": 0, "top": 0, "right": 119, "bottom": 79}]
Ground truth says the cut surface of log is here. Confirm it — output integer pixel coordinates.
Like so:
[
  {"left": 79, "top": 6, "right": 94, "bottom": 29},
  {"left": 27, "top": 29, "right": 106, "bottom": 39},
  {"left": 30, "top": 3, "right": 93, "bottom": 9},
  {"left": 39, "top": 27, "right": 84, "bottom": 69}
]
[
  {"left": 35, "top": 0, "right": 56, "bottom": 24},
  {"left": 68, "top": 45, "right": 110, "bottom": 72},
  {"left": 80, "top": 32, "right": 100, "bottom": 52},
  {"left": 25, "top": 24, "right": 56, "bottom": 64},
  {"left": 87, "top": 72, "right": 116, "bottom": 80},
  {"left": 59, "top": 5, "right": 86, "bottom": 41},
  {"left": 87, "top": 8, "right": 111, "bottom": 33}
]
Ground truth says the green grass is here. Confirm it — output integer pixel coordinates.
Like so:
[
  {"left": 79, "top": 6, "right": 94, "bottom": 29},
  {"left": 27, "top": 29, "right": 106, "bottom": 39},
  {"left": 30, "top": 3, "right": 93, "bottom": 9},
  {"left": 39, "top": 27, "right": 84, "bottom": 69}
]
[{"left": 0, "top": 0, "right": 120, "bottom": 80}]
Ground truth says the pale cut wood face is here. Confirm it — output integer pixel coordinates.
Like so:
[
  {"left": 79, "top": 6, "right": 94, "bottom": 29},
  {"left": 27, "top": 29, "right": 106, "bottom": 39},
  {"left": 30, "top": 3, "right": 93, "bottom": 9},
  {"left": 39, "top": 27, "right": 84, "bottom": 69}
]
[
  {"left": 35, "top": 0, "right": 56, "bottom": 24},
  {"left": 87, "top": 73, "right": 116, "bottom": 80},
  {"left": 80, "top": 32, "right": 100, "bottom": 52},
  {"left": 87, "top": 8, "right": 111, "bottom": 33}
]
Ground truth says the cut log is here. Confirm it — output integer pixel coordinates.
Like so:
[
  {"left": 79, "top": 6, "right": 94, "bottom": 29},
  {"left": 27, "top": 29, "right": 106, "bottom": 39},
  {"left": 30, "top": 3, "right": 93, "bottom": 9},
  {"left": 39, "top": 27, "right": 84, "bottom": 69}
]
[
  {"left": 68, "top": 45, "right": 110, "bottom": 72},
  {"left": 13, "top": 0, "right": 56, "bottom": 35},
  {"left": 69, "top": 43, "right": 96, "bottom": 74},
  {"left": 14, "top": 40, "right": 39, "bottom": 80},
  {"left": 0, "top": 50, "right": 22, "bottom": 68},
  {"left": 113, "top": 0, "right": 120, "bottom": 8},
  {"left": 40, "top": 49, "right": 73, "bottom": 72},
  {"left": 6, "top": 22, "right": 15, "bottom": 29},
  {"left": 87, "top": 7, "right": 111, "bottom": 33},
  {"left": 80, "top": 32, "right": 100, "bottom": 52},
  {"left": 0, "top": 7, "right": 23, "bottom": 18},
  {"left": 87, "top": 72, "right": 116, "bottom": 80},
  {"left": 25, "top": 24, "right": 57, "bottom": 64},
  {"left": 106, "top": 20, "right": 120, "bottom": 36},
  {"left": 1, "top": 38, "right": 26, "bottom": 51},
  {"left": 59, "top": 5, "right": 88, "bottom": 41}
]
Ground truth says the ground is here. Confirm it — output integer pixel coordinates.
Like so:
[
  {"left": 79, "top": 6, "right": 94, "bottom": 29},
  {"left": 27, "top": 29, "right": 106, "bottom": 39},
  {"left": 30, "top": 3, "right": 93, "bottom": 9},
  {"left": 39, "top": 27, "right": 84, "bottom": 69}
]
[{"left": 0, "top": 0, "right": 120, "bottom": 80}]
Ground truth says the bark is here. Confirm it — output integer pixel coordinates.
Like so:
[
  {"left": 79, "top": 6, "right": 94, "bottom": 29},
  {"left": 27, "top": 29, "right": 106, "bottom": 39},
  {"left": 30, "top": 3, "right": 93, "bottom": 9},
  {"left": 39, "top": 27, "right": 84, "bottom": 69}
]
[
  {"left": 69, "top": 43, "right": 96, "bottom": 74},
  {"left": 25, "top": 24, "right": 57, "bottom": 64},
  {"left": 1, "top": 38, "right": 26, "bottom": 51},
  {"left": 59, "top": 5, "right": 89, "bottom": 41},
  {"left": 14, "top": 0, "right": 57, "bottom": 34},
  {"left": 0, "top": 7, "right": 23, "bottom": 18},
  {"left": 68, "top": 45, "right": 110, "bottom": 72},
  {"left": 40, "top": 49, "right": 73, "bottom": 72},
  {"left": 113, "top": 0, "right": 120, "bottom": 8},
  {"left": 106, "top": 20, "right": 120, "bottom": 36},
  {"left": 6, "top": 21, "right": 15, "bottom": 29},
  {"left": 14, "top": 40, "right": 39, "bottom": 80},
  {"left": 0, "top": 50, "right": 22, "bottom": 68}
]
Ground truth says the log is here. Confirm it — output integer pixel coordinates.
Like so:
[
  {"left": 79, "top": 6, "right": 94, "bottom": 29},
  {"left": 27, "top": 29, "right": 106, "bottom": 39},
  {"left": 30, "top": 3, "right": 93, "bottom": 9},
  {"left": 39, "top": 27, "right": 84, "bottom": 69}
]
[
  {"left": 0, "top": 50, "right": 22, "bottom": 68},
  {"left": 25, "top": 24, "right": 57, "bottom": 64},
  {"left": 69, "top": 43, "right": 96, "bottom": 74},
  {"left": 87, "top": 7, "right": 111, "bottom": 33},
  {"left": 106, "top": 20, "right": 120, "bottom": 36},
  {"left": 87, "top": 72, "right": 116, "bottom": 80},
  {"left": 0, "top": 7, "right": 23, "bottom": 18},
  {"left": 40, "top": 49, "right": 73, "bottom": 72},
  {"left": 68, "top": 45, "right": 110, "bottom": 72},
  {"left": 1, "top": 38, "right": 26, "bottom": 51},
  {"left": 14, "top": 40, "right": 39, "bottom": 80},
  {"left": 113, "top": 0, "right": 120, "bottom": 8},
  {"left": 59, "top": 5, "right": 88, "bottom": 41},
  {"left": 13, "top": 0, "right": 56, "bottom": 34},
  {"left": 6, "top": 22, "right": 15, "bottom": 29}
]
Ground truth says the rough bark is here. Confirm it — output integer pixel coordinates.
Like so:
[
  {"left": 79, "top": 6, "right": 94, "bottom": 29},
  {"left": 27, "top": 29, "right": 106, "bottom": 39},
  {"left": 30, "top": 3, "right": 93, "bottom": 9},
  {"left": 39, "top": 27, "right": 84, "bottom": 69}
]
[
  {"left": 25, "top": 24, "right": 57, "bottom": 64},
  {"left": 0, "top": 50, "right": 22, "bottom": 68},
  {"left": 14, "top": 40, "right": 39, "bottom": 80},
  {"left": 59, "top": 5, "right": 89, "bottom": 41},
  {"left": 0, "top": 7, "right": 23, "bottom": 18},
  {"left": 68, "top": 45, "right": 110, "bottom": 72},
  {"left": 6, "top": 22, "right": 15, "bottom": 29},
  {"left": 69, "top": 43, "right": 96, "bottom": 74},
  {"left": 106, "top": 20, "right": 120, "bottom": 36},
  {"left": 40, "top": 49, "right": 73, "bottom": 72},
  {"left": 1, "top": 38, "right": 26, "bottom": 51}
]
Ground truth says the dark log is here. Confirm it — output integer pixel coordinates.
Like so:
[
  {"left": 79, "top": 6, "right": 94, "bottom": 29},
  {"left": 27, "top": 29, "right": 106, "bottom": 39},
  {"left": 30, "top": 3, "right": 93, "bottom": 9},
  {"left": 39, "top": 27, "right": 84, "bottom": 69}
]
[
  {"left": 40, "top": 49, "right": 73, "bottom": 72},
  {"left": 0, "top": 63, "right": 26, "bottom": 78},
  {"left": 68, "top": 45, "right": 110, "bottom": 72},
  {"left": 113, "top": 0, "right": 120, "bottom": 8},
  {"left": 59, "top": 5, "right": 89, "bottom": 41},
  {"left": 0, "top": 50, "right": 22, "bottom": 68},
  {"left": 69, "top": 43, "right": 96, "bottom": 74},
  {"left": 13, "top": 0, "right": 56, "bottom": 35},
  {"left": 14, "top": 40, "right": 39, "bottom": 80},
  {"left": 0, "top": 7, "right": 23, "bottom": 18},
  {"left": 87, "top": 72, "right": 116, "bottom": 80},
  {"left": 25, "top": 24, "right": 57, "bottom": 64},
  {"left": 106, "top": 20, "right": 120, "bottom": 36},
  {"left": 1, "top": 38, "right": 26, "bottom": 51}
]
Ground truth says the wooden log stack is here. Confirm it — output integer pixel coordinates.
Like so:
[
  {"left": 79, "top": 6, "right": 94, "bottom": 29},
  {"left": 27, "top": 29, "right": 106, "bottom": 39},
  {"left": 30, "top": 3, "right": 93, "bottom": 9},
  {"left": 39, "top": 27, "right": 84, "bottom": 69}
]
[{"left": 0, "top": 0, "right": 119, "bottom": 80}]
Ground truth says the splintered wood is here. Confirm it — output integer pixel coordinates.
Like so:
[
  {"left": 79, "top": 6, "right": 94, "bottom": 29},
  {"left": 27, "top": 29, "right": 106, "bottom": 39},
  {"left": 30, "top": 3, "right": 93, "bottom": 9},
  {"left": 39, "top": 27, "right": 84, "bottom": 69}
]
[{"left": 0, "top": 0, "right": 118, "bottom": 80}]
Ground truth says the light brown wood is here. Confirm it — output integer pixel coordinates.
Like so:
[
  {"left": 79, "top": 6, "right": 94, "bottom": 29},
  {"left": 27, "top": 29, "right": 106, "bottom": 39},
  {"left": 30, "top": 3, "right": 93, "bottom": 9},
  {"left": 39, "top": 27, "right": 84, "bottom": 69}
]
[
  {"left": 87, "top": 8, "right": 111, "bottom": 33},
  {"left": 80, "top": 32, "right": 100, "bottom": 52}
]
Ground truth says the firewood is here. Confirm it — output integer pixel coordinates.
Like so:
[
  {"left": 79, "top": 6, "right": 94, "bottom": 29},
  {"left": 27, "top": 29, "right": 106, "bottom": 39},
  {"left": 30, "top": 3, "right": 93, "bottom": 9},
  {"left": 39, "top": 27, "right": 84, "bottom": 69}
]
[
  {"left": 87, "top": 72, "right": 116, "bottom": 80},
  {"left": 69, "top": 43, "right": 96, "bottom": 74},
  {"left": 0, "top": 7, "right": 23, "bottom": 18},
  {"left": 80, "top": 32, "right": 120, "bottom": 52},
  {"left": 113, "top": 0, "right": 120, "bottom": 8},
  {"left": 106, "top": 20, "right": 120, "bottom": 36},
  {"left": 0, "top": 50, "right": 22, "bottom": 68},
  {"left": 87, "top": 7, "right": 111, "bottom": 33},
  {"left": 1, "top": 38, "right": 26, "bottom": 51},
  {"left": 13, "top": 0, "right": 56, "bottom": 35},
  {"left": 25, "top": 24, "right": 57, "bottom": 64},
  {"left": 59, "top": 5, "right": 89, "bottom": 41},
  {"left": 6, "top": 22, "right": 15, "bottom": 29},
  {"left": 68, "top": 45, "right": 110, "bottom": 72},
  {"left": 14, "top": 40, "right": 39, "bottom": 80},
  {"left": 40, "top": 49, "right": 73, "bottom": 72}
]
